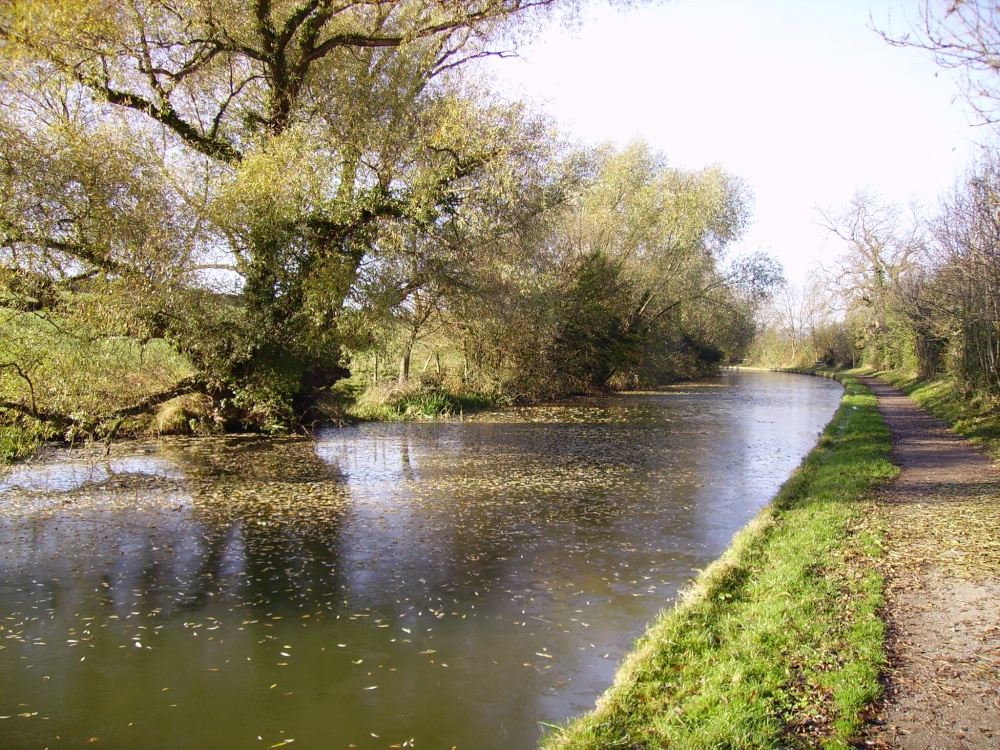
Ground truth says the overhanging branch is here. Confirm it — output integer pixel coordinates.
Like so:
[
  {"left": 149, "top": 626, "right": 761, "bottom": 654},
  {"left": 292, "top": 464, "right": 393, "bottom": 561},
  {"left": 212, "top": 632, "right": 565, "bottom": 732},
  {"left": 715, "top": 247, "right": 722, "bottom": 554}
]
[{"left": 78, "top": 72, "right": 243, "bottom": 164}]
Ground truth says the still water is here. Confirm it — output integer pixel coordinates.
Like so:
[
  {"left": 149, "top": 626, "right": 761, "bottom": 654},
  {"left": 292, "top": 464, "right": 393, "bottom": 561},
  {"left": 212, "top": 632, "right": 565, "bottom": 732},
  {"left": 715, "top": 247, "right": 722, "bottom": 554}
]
[{"left": 0, "top": 371, "right": 842, "bottom": 749}]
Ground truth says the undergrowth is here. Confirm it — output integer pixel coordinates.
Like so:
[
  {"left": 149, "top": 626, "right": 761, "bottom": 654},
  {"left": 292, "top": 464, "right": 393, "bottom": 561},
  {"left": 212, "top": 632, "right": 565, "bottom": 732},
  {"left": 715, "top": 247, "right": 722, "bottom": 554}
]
[
  {"left": 348, "top": 378, "right": 498, "bottom": 421},
  {"left": 540, "top": 375, "right": 897, "bottom": 749},
  {"left": 0, "top": 419, "right": 53, "bottom": 465},
  {"left": 0, "top": 424, "right": 38, "bottom": 464}
]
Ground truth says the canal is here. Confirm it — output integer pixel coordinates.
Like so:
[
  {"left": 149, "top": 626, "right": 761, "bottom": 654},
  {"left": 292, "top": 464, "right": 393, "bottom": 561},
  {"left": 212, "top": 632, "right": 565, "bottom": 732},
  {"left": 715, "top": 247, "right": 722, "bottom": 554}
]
[{"left": 0, "top": 370, "right": 842, "bottom": 749}]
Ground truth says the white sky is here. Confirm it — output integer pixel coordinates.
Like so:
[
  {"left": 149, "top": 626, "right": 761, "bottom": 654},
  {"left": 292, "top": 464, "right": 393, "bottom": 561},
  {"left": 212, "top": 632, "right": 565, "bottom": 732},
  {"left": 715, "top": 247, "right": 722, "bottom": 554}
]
[{"left": 485, "top": 0, "right": 985, "bottom": 283}]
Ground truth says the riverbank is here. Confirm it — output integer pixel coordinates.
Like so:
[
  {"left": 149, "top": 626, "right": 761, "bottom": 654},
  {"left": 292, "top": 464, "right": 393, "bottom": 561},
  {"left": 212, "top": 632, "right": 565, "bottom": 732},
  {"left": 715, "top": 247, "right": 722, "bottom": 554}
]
[
  {"left": 0, "top": 370, "right": 731, "bottom": 466},
  {"left": 541, "top": 374, "right": 897, "bottom": 748},
  {"left": 0, "top": 371, "right": 840, "bottom": 749},
  {"left": 0, "top": 422, "right": 47, "bottom": 464}
]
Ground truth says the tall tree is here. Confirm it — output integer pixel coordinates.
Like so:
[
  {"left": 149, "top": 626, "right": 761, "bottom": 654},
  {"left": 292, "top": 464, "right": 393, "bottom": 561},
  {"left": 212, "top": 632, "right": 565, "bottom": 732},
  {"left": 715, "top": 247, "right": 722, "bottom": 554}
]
[
  {"left": 548, "top": 141, "right": 768, "bottom": 386},
  {"left": 0, "top": 0, "right": 576, "bottom": 427},
  {"left": 928, "top": 151, "right": 1000, "bottom": 388},
  {"left": 820, "top": 190, "right": 927, "bottom": 371}
]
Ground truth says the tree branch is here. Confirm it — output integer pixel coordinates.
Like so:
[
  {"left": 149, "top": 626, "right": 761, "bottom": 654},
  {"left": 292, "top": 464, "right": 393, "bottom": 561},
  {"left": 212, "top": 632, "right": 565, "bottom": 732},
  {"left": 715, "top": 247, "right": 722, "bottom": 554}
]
[
  {"left": 0, "top": 399, "right": 72, "bottom": 427},
  {"left": 0, "top": 361, "right": 38, "bottom": 415},
  {"left": 75, "top": 72, "right": 243, "bottom": 164},
  {"left": 0, "top": 376, "right": 205, "bottom": 429}
]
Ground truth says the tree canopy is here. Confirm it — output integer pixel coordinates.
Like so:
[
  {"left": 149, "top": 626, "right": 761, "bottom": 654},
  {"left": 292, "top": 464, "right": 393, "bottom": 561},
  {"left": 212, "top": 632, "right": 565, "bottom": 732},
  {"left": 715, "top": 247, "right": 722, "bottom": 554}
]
[{"left": 0, "top": 1, "right": 778, "bottom": 434}]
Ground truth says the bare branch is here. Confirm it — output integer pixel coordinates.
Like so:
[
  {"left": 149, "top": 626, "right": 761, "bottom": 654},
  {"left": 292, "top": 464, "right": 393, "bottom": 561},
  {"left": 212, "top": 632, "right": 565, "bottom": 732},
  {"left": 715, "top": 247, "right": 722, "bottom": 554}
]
[{"left": 875, "top": 0, "right": 1000, "bottom": 129}]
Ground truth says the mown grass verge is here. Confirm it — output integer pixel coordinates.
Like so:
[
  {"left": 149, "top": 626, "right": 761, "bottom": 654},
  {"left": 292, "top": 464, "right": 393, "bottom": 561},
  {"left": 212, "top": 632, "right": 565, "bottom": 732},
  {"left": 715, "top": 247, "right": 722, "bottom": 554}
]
[
  {"left": 540, "top": 375, "right": 898, "bottom": 750},
  {"left": 873, "top": 370, "right": 1000, "bottom": 460}
]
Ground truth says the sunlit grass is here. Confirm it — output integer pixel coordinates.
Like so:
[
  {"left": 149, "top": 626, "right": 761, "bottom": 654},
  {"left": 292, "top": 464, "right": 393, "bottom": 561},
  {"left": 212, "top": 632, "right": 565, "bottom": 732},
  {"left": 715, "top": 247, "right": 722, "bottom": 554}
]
[
  {"left": 0, "top": 309, "right": 194, "bottom": 458},
  {"left": 540, "top": 375, "right": 896, "bottom": 749},
  {"left": 348, "top": 377, "right": 499, "bottom": 421}
]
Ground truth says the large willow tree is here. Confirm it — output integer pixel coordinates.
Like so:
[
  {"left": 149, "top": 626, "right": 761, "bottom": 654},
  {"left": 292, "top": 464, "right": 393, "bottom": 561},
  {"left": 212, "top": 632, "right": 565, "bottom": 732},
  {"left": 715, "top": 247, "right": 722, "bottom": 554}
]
[
  {"left": 543, "top": 141, "right": 776, "bottom": 388},
  {"left": 0, "top": 0, "right": 570, "bottom": 427},
  {"left": 400, "top": 141, "right": 779, "bottom": 398}
]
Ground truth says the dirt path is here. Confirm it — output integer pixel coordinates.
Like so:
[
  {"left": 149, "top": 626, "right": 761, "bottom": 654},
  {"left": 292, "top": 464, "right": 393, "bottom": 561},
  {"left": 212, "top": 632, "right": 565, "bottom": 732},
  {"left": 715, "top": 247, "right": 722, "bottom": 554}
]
[{"left": 859, "top": 377, "right": 1000, "bottom": 749}]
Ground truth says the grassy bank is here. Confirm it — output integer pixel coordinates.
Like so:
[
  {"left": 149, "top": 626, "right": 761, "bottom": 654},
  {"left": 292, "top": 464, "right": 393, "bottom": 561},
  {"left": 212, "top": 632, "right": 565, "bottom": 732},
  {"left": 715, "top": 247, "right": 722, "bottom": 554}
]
[
  {"left": 873, "top": 371, "right": 1000, "bottom": 460},
  {"left": 541, "top": 375, "right": 897, "bottom": 749}
]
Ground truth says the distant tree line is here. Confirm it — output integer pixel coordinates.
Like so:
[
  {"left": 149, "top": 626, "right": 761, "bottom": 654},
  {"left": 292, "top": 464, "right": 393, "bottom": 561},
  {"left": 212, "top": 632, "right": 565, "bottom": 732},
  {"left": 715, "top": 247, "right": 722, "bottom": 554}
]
[
  {"left": 752, "top": 154, "right": 1000, "bottom": 397},
  {"left": 747, "top": 279, "right": 854, "bottom": 371},
  {"left": 820, "top": 162, "right": 1000, "bottom": 392},
  {"left": 754, "top": 0, "right": 1000, "bottom": 389}
]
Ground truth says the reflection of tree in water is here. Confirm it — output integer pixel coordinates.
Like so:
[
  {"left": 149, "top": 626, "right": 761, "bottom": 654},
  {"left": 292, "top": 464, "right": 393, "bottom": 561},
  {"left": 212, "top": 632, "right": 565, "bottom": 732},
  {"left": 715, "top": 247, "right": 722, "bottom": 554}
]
[
  {"left": 164, "top": 435, "right": 352, "bottom": 611},
  {"left": 0, "top": 435, "right": 355, "bottom": 618},
  {"left": 324, "top": 416, "right": 662, "bottom": 611},
  {"left": 0, "top": 375, "right": 847, "bottom": 750}
]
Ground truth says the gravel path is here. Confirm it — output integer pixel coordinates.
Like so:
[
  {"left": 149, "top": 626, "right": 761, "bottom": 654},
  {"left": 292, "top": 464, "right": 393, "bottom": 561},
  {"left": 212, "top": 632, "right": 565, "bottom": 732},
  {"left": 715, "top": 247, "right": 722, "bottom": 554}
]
[{"left": 859, "top": 377, "right": 1000, "bottom": 750}]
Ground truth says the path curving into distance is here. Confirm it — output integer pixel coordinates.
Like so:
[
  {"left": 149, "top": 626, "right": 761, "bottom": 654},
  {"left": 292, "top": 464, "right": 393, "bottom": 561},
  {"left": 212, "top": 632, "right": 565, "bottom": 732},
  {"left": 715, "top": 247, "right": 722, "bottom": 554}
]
[{"left": 859, "top": 377, "right": 1000, "bottom": 750}]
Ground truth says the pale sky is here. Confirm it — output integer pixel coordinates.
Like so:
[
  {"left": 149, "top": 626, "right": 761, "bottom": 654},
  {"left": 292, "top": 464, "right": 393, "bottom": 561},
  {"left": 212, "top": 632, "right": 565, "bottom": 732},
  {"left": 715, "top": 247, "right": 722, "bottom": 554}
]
[{"left": 486, "top": 0, "right": 985, "bottom": 283}]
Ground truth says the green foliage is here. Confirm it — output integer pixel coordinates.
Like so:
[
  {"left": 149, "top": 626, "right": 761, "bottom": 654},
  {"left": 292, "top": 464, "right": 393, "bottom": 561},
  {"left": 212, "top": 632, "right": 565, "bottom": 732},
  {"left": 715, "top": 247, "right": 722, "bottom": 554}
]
[
  {"left": 749, "top": 281, "right": 856, "bottom": 369},
  {"left": 822, "top": 154, "right": 1000, "bottom": 391},
  {"left": 551, "top": 252, "right": 636, "bottom": 387},
  {"left": 0, "top": 308, "right": 192, "bottom": 432},
  {"left": 363, "top": 140, "right": 776, "bottom": 401},
  {"left": 350, "top": 377, "right": 496, "bottom": 420},
  {"left": 1, "top": 3, "right": 777, "bottom": 428},
  {"left": 541, "top": 376, "right": 896, "bottom": 749},
  {"left": 0, "top": 421, "right": 47, "bottom": 464},
  {"left": 0, "top": 0, "right": 584, "bottom": 428}
]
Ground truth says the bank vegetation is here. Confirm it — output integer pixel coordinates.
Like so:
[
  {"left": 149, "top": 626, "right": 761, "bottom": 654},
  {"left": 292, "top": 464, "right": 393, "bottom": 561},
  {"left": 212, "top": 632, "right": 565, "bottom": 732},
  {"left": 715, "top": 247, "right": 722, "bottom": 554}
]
[
  {"left": 0, "top": 0, "right": 781, "bottom": 459},
  {"left": 752, "top": 2, "right": 1000, "bottom": 416},
  {"left": 751, "top": 149, "right": 1000, "bottom": 407}
]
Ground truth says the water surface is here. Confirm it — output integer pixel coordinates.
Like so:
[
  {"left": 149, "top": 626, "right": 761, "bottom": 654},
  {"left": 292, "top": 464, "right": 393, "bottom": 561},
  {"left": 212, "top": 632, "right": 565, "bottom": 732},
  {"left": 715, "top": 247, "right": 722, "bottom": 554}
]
[{"left": 0, "top": 371, "right": 841, "bottom": 749}]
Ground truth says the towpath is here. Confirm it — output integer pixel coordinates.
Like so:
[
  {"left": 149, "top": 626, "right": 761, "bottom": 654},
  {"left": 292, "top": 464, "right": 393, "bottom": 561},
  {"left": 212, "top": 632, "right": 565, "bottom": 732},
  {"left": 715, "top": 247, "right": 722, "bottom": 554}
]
[{"left": 859, "top": 377, "right": 1000, "bottom": 749}]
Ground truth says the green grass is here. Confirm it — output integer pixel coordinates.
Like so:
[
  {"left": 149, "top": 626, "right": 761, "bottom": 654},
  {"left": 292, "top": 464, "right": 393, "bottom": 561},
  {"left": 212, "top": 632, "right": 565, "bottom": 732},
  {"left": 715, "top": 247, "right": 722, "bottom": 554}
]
[
  {"left": 1, "top": 309, "right": 192, "bottom": 427},
  {"left": 1, "top": 308, "right": 196, "bottom": 456},
  {"left": 540, "top": 375, "right": 897, "bottom": 749},
  {"left": 874, "top": 370, "right": 1000, "bottom": 460},
  {"left": 348, "top": 378, "right": 499, "bottom": 421}
]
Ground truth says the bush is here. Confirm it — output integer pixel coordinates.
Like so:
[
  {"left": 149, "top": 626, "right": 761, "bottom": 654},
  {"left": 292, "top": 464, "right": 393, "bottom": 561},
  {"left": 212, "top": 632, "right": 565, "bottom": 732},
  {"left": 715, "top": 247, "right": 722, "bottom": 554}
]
[
  {"left": 350, "top": 378, "right": 497, "bottom": 420},
  {"left": 0, "top": 420, "right": 48, "bottom": 464}
]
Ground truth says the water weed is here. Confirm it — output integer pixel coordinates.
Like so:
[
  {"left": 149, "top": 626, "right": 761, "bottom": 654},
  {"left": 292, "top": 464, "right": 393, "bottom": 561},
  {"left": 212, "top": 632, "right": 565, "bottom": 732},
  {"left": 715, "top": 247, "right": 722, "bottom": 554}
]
[{"left": 349, "top": 378, "right": 498, "bottom": 421}]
